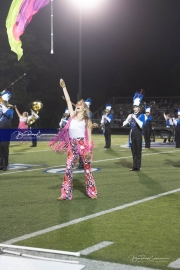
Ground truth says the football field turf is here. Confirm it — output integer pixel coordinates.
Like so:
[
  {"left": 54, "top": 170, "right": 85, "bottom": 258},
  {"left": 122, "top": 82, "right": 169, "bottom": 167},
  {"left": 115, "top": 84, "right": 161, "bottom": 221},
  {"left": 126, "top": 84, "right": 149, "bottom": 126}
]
[{"left": 0, "top": 135, "right": 180, "bottom": 270}]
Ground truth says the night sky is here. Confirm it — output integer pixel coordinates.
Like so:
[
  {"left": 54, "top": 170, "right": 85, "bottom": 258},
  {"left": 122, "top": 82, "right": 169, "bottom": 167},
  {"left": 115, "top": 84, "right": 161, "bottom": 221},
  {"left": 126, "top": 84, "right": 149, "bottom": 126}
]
[{"left": 1, "top": 0, "right": 180, "bottom": 112}]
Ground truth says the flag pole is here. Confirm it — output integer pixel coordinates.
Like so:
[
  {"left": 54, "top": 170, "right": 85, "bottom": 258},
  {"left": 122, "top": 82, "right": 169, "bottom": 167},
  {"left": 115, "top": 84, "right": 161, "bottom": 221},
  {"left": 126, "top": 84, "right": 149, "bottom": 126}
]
[{"left": 50, "top": 0, "right": 54, "bottom": 54}]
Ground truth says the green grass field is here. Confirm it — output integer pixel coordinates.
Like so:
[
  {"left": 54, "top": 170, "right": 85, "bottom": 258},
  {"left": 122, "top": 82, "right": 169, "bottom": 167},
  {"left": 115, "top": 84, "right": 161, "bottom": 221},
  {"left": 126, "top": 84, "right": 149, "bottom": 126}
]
[{"left": 0, "top": 135, "right": 180, "bottom": 270}]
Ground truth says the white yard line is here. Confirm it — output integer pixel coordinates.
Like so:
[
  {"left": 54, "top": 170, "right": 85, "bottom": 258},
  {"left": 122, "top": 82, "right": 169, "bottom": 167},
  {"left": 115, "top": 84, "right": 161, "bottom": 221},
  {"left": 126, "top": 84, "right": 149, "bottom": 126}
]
[
  {"left": 1, "top": 149, "right": 180, "bottom": 176},
  {"left": 3, "top": 187, "right": 180, "bottom": 245},
  {"left": 93, "top": 149, "right": 180, "bottom": 163},
  {"left": 0, "top": 165, "right": 65, "bottom": 176},
  {"left": 80, "top": 241, "right": 113, "bottom": 255}
]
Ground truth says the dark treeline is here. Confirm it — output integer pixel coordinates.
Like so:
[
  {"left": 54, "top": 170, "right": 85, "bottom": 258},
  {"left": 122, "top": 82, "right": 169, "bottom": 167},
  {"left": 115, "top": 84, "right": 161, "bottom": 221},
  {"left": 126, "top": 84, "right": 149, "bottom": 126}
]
[{"left": 0, "top": 27, "right": 71, "bottom": 128}]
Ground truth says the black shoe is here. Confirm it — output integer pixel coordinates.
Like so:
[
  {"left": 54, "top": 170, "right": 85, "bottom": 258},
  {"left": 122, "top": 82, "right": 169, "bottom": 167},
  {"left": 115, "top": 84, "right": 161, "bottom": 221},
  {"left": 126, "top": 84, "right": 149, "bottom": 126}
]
[
  {"left": 30, "top": 145, "right": 36, "bottom": 147},
  {"left": 104, "top": 146, "right": 107, "bottom": 148},
  {"left": 130, "top": 168, "right": 137, "bottom": 171},
  {"left": 3, "top": 166, "right": 8, "bottom": 171},
  {"left": 0, "top": 166, "right": 3, "bottom": 170}
]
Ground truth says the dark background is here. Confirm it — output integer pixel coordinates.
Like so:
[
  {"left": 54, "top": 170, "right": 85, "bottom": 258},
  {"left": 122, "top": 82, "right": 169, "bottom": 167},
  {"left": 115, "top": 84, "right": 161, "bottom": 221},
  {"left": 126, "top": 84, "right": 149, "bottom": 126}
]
[{"left": 1, "top": 0, "right": 180, "bottom": 127}]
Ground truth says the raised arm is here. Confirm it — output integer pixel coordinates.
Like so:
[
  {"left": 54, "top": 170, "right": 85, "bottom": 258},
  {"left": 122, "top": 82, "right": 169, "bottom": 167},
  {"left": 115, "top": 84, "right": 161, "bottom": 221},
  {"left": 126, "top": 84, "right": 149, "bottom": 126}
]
[
  {"left": 14, "top": 105, "right": 22, "bottom": 118},
  {"left": 59, "top": 79, "right": 74, "bottom": 118}
]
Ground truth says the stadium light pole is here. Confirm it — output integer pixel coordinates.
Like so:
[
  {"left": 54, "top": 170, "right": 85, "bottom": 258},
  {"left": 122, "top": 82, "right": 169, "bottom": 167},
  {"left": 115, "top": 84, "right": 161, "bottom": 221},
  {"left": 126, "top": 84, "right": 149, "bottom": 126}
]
[{"left": 69, "top": 0, "right": 104, "bottom": 101}]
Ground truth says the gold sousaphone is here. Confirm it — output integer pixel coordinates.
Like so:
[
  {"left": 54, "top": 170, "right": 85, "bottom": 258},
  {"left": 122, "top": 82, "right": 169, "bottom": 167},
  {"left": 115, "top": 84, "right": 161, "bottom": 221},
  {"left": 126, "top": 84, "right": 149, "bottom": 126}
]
[{"left": 27, "top": 100, "right": 43, "bottom": 126}]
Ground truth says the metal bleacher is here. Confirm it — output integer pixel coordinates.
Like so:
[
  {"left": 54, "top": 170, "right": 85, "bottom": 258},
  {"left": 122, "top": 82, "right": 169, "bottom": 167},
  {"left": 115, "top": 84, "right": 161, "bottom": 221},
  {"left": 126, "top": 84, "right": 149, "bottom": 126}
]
[{"left": 92, "top": 96, "right": 180, "bottom": 137}]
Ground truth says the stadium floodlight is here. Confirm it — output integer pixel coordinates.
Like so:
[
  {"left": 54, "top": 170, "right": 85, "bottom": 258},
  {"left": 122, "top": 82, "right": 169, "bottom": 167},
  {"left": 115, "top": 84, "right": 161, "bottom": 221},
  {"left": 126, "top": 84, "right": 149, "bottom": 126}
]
[{"left": 69, "top": 0, "right": 104, "bottom": 10}]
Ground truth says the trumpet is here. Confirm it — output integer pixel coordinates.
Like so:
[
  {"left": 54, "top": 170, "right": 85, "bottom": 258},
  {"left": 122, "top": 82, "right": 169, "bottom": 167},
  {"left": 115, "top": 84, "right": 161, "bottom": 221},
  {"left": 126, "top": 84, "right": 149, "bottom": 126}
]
[{"left": 6, "top": 104, "right": 15, "bottom": 109}]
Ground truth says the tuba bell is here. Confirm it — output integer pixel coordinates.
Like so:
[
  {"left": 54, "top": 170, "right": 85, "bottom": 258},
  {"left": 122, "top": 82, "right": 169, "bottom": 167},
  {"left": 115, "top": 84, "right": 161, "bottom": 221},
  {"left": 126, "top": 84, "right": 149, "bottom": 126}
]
[{"left": 27, "top": 101, "right": 43, "bottom": 126}]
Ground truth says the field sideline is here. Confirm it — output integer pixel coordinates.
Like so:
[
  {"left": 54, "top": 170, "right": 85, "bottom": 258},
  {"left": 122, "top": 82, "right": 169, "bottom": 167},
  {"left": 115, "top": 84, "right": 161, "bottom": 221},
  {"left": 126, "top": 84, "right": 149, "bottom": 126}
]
[{"left": 0, "top": 135, "right": 180, "bottom": 270}]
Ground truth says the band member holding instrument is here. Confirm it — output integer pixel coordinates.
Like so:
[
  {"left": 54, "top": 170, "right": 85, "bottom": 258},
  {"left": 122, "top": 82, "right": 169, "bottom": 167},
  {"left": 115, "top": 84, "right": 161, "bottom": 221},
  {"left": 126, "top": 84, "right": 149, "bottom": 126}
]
[
  {"left": 49, "top": 79, "right": 97, "bottom": 200},
  {"left": 143, "top": 105, "right": 153, "bottom": 148},
  {"left": 59, "top": 108, "right": 69, "bottom": 129},
  {"left": 163, "top": 112, "right": 173, "bottom": 143},
  {"left": 100, "top": 104, "right": 113, "bottom": 148},
  {"left": 123, "top": 90, "right": 145, "bottom": 171},
  {"left": 0, "top": 90, "right": 14, "bottom": 171},
  {"left": 27, "top": 109, "right": 40, "bottom": 147},
  {"left": 25, "top": 101, "right": 42, "bottom": 147}
]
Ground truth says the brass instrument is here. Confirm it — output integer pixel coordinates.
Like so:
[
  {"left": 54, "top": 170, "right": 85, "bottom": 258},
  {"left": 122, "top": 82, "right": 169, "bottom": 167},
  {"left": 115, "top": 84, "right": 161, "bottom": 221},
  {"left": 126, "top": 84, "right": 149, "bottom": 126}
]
[
  {"left": 27, "top": 101, "right": 43, "bottom": 126},
  {"left": 0, "top": 97, "right": 14, "bottom": 109},
  {"left": 6, "top": 103, "right": 15, "bottom": 109}
]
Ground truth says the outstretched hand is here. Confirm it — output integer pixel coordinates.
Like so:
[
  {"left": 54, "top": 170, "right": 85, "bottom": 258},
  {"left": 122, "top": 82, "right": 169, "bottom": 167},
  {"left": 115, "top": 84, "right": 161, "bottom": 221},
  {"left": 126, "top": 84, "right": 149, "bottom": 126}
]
[{"left": 60, "top": 79, "right": 66, "bottom": 89}]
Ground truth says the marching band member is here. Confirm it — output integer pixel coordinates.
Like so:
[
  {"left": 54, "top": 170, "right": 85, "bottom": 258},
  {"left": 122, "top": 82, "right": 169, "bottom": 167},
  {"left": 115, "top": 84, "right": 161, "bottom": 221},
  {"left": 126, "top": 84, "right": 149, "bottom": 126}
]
[
  {"left": 27, "top": 109, "right": 40, "bottom": 147},
  {"left": 85, "top": 98, "right": 93, "bottom": 119},
  {"left": 14, "top": 105, "right": 28, "bottom": 130},
  {"left": 172, "top": 109, "right": 180, "bottom": 148},
  {"left": 0, "top": 90, "right": 14, "bottom": 171},
  {"left": 78, "top": 98, "right": 92, "bottom": 169},
  {"left": 163, "top": 112, "right": 173, "bottom": 143},
  {"left": 123, "top": 91, "right": 145, "bottom": 171},
  {"left": 14, "top": 105, "right": 28, "bottom": 144},
  {"left": 100, "top": 104, "right": 113, "bottom": 148},
  {"left": 49, "top": 79, "right": 97, "bottom": 200},
  {"left": 59, "top": 108, "right": 70, "bottom": 129},
  {"left": 143, "top": 105, "right": 153, "bottom": 148}
]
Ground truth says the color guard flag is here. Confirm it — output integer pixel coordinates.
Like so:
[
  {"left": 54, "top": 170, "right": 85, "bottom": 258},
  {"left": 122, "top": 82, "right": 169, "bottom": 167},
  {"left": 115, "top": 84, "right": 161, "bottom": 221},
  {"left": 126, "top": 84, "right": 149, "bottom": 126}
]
[{"left": 6, "top": 0, "right": 50, "bottom": 61}]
